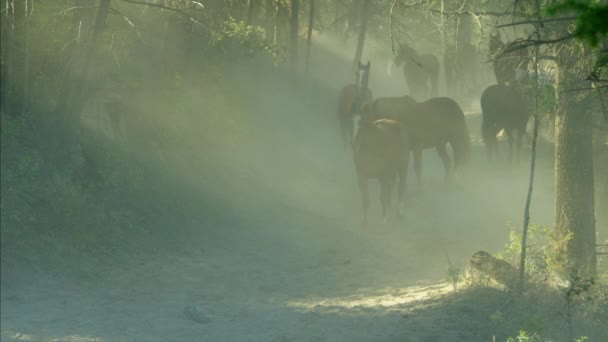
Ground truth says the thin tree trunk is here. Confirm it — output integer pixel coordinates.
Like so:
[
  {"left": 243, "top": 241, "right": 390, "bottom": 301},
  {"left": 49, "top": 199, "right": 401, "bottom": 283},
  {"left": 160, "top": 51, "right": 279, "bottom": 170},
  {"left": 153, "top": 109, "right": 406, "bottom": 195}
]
[
  {"left": 1, "top": 0, "right": 15, "bottom": 115},
  {"left": 273, "top": 0, "right": 279, "bottom": 45},
  {"left": 23, "top": 0, "right": 30, "bottom": 113},
  {"left": 554, "top": 56, "right": 597, "bottom": 277},
  {"left": 289, "top": 0, "right": 300, "bottom": 70},
  {"left": 304, "top": 0, "right": 315, "bottom": 73},
  {"left": 246, "top": 0, "right": 254, "bottom": 25},
  {"left": 440, "top": 0, "right": 450, "bottom": 96},
  {"left": 352, "top": 0, "right": 371, "bottom": 68},
  {"left": 519, "top": 0, "right": 542, "bottom": 290}
]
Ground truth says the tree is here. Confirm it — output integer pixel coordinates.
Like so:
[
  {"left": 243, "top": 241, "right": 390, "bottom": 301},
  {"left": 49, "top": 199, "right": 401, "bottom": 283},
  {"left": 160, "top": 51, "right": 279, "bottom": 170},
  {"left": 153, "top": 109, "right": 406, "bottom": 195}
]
[
  {"left": 547, "top": 1, "right": 607, "bottom": 277},
  {"left": 0, "top": 0, "right": 15, "bottom": 114},
  {"left": 477, "top": 0, "right": 605, "bottom": 278},
  {"left": 352, "top": 0, "right": 371, "bottom": 67},
  {"left": 553, "top": 42, "right": 597, "bottom": 276},
  {"left": 305, "top": 0, "right": 315, "bottom": 73},
  {"left": 247, "top": 0, "right": 255, "bottom": 25},
  {"left": 289, "top": 0, "right": 300, "bottom": 69}
]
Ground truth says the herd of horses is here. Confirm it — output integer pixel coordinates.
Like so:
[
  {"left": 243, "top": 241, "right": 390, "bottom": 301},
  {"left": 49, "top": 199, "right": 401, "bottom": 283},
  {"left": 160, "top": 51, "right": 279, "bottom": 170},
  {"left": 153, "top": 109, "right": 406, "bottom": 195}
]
[{"left": 339, "top": 38, "right": 533, "bottom": 228}]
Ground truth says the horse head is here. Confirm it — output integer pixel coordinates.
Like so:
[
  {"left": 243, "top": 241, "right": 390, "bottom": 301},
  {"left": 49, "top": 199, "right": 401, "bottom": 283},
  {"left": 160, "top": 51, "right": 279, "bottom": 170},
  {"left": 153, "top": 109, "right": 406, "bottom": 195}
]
[{"left": 393, "top": 42, "right": 418, "bottom": 68}]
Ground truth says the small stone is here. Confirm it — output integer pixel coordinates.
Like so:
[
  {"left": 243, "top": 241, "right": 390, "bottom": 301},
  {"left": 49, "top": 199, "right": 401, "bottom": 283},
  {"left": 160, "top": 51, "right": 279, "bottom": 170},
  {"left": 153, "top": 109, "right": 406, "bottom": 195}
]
[{"left": 184, "top": 304, "right": 211, "bottom": 324}]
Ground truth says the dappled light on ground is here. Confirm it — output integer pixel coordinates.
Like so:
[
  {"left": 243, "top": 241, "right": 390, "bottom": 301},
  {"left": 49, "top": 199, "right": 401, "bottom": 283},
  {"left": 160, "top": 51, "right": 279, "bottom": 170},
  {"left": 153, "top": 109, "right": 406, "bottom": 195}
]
[
  {"left": 1, "top": 330, "right": 103, "bottom": 342},
  {"left": 285, "top": 282, "right": 454, "bottom": 312}
]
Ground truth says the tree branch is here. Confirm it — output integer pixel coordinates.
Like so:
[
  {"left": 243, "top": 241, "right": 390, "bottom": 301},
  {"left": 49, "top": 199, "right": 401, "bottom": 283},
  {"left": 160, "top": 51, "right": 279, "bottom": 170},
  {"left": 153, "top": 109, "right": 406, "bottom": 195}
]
[
  {"left": 119, "top": 0, "right": 195, "bottom": 13},
  {"left": 398, "top": 1, "right": 531, "bottom": 17},
  {"left": 118, "top": 0, "right": 218, "bottom": 32},
  {"left": 502, "top": 34, "right": 575, "bottom": 54}
]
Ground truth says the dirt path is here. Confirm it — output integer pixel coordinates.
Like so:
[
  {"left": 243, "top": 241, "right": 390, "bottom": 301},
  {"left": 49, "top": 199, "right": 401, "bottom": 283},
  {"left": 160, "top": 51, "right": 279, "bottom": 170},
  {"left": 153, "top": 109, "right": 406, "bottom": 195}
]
[{"left": 1, "top": 111, "right": 561, "bottom": 341}]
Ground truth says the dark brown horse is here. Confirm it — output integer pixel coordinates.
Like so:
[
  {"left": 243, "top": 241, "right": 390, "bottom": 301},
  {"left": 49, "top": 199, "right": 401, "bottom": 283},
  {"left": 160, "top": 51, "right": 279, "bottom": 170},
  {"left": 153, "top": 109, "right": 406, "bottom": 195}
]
[
  {"left": 338, "top": 61, "right": 373, "bottom": 149},
  {"left": 488, "top": 33, "right": 531, "bottom": 86},
  {"left": 481, "top": 83, "right": 530, "bottom": 163},
  {"left": 366, "top": 96, "right": 471, "bottom": 186},
  {"left": 389, "top": 43, "right": 440, "bottom": 101},
  {"left": 353, "top": 117, "right": 411, "bottom": 228}
]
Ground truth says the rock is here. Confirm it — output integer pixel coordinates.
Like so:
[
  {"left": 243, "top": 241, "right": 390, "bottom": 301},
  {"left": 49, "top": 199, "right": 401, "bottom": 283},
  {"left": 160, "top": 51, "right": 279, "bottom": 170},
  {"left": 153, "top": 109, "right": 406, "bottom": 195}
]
[
  {"left": 469, "top": 250, "right": 519, "bottom": 289},
  {"left": 184, "top": 304, "right": 211, "bottom": 324}
]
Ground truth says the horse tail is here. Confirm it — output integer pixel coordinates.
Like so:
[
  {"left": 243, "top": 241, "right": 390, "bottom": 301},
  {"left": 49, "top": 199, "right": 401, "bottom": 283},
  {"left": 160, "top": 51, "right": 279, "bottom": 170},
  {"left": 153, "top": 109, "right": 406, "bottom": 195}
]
[
  {"left": 339, "top": 111, "right": 353, "bottom": 149},
  {"left": 452, "top": 119, "right": 471, "bottom": 172}
]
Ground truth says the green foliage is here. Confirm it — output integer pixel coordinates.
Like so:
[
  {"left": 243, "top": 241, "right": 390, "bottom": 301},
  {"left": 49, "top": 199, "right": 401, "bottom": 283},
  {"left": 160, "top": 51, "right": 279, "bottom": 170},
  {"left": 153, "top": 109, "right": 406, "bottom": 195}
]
[
  {"left": 521, "top": 76, "right": 558, "bottom": 119},
  {"left": 1, "top": 109, "right": 152, "bottom": 264},
  {"left": 505, "top": 330, "right": 542, "bottom": 342},
  {"left": 212, "top": 17, "right": 283, "bottom": 63},
  {"left": 498, "top": 224, "right": 575, "bottom": 281},
  {"left": 546, "top": 1, "right": 608, "bottom": 48},
  {"left": 505, "top": 331, "right": 589, "bottom": 342},
  {"left": 493, "top": 224, "right": 608, "bottom": 340}
]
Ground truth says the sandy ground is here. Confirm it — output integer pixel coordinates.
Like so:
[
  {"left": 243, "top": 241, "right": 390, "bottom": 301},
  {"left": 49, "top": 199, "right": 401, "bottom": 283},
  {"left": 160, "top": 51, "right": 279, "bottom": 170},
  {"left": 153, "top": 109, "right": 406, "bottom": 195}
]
[{"left": 1, "top": 108, "right": 569, "bottom": 342}]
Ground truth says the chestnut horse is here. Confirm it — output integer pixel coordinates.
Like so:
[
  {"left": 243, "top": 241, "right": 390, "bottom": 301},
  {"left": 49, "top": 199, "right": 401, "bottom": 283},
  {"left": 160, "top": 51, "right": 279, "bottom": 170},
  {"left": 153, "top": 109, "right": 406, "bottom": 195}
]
[
  {"left": 367, "top": 96, "right": 471, "bottom": 186},
  {"left": 481, "top": 83, "right": 530, "bottom": 163},
  {"left": 353, "top": 117, "right": 411, "bottom": 228},
  {"left": 388, "top": 43, "right": 440, "bottom": 101},
  {"left": 338, "top": 61, "right": 373, "bottom": 149}
]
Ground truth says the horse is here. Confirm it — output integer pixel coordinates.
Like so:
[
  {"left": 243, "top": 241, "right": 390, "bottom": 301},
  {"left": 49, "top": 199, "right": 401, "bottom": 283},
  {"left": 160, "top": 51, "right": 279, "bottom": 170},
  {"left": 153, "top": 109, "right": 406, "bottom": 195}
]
[
  {"left": 388, "top": 42, "right": 440, "bottom": 101},
  {"left": 480, "top": 83, "right": 531, "bottom": 163},
  {"left": 338, "top": 61, "right": 373, "bottom": 149},
  {"left": 488, "top": 34, "right": 531, "bottom": 86},
  {"left": 367, "top": 96, "right": 471, "bottom": 186},
  {"left": 353, "top": 117, "right": 411, "bottom": 228}
]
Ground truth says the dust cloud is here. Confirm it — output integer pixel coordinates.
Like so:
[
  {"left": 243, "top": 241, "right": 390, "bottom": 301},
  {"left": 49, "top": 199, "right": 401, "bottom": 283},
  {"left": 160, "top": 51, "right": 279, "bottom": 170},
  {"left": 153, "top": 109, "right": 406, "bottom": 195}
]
[{"left": 1, "top": 14, "right": 606, "bottom": 342}]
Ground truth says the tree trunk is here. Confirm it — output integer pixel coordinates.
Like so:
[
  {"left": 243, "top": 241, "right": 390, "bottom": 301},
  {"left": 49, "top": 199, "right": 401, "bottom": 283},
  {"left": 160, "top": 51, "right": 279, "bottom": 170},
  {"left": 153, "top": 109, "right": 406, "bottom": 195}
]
[
  {"left": 273, "top": 0, "right": 279, "bottom": 45},
  {"left": 289, "top": 0, "right": 300, "bottom": 70},
  {"left": 440, "top": 0, "right": 451, "bottom": 96},
  {"left": 554, "top": 55, "right": 597, "bottom": 277},
  {"left": 23, "top": 0, "right": 30, "bottom": 113},
  {"left": 1, "top": 0, "right": 15, "bottom": 115},
  {"left": 352, "top": 0, "right": 371, "bottom": 68},
  {"left": 304, "top": 0, "right": 315, "bottom": 73},
  {"left": 246, "top": 0, "right": 255, "bottom": 25}
]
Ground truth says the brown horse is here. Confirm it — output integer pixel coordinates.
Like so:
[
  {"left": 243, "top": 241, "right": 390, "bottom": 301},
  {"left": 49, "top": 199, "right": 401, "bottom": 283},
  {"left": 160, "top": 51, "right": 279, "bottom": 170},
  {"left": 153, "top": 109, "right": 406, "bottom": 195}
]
[
  {"left": 481, "top": 84, "right": 531, "bottom": 163},
  {"left": 389, "top": 42, "right": 440, "bottom": 101},
  {"left": 367, "top": 96, "right": 471, "bottom": 186},
  {"left": 338, "top": 61, "right": 373, "bottom": 149},
  {"left": 353, "top": 117, "right": 411, "bottom": 228}
]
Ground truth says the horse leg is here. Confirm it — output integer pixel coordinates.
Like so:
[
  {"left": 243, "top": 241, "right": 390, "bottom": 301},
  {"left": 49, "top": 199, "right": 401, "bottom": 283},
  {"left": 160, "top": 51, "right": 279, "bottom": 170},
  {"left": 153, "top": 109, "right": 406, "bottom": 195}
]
[
  {"left": 380, "top": 177, "right": 393, "bottom": 224},
  {"left": 516, "top": 128, "right": 524, "bottom": 164},
  {"left": 397, "top": 155, "right": 410, "bottom": 219},
  {"left": 413, "top": 148, "right": 423, "bottom": 191},
  {"left": 358, "top": 176, "right": 370, "bottom": 229},
  {"left": 436, "top": 143, "right": 452, "bottom": 183},
  {"left": 506, "top": 128, "right": 515, "bottom": 163}
]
